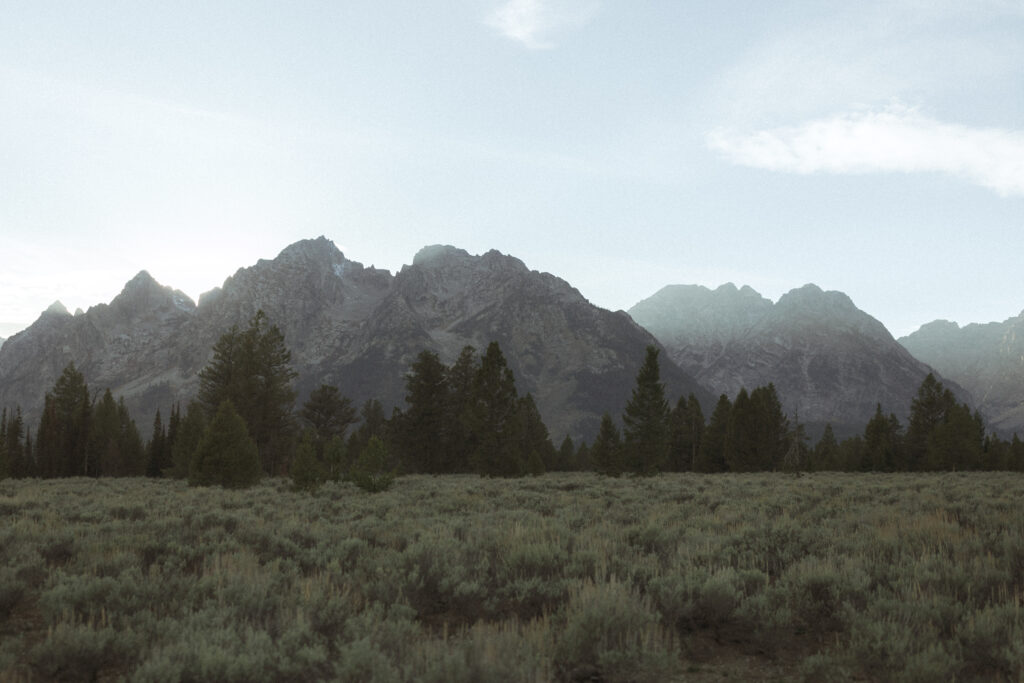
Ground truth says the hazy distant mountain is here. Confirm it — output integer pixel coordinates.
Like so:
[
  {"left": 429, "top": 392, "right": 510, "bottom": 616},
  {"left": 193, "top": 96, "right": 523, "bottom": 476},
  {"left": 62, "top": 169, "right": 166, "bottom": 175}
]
[
  {"left": 900, "top": 314, "right": 1024, "bottom": 436},
  {"left": 629, "top": 283, "right": 965, "bottom": 436},
  {"left": 0, "top": 237, "right": 706, "bottom": 441}
]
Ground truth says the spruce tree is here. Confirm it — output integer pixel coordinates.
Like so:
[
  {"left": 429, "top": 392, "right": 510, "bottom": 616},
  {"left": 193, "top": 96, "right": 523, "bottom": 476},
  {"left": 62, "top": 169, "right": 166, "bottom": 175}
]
[
  {"left": 146, "top": 410, "right": 171, "bottom": 477},
  {"left": 695, "top": 394, "right": 731, "bottom": 473},
  {"left": 812, "top": 424, "right": 839, "bottom": 471},
  {"left": 724, "top": 388, "right": 759, "bottom": 471},
  {"left": 750, "top": 384, "right": 788, "bottom": 470},
  {"left": 668, "top": 394, "right": 704, "bottom": 471},
  {"left": 445, "top": 345, "right": 478, "bottom": 473},
  {"left": 863, "top": 404, "right": 901, "bottom": 471},
  {"left": 36, "top": 363, "right": 91, "bottom": 477},
  {"left": 169, "top": 402, "right": 206, "bottom": 479},
  {"left": 347, "top": 399, "right": 389, "bottom": 465},
  {"left": 557, "top": 435, "right": 576, "bottom": 472},
  {"left": 89, "top": 389, "right": 122, "bottom": 476},
  {"left": 591, "top": 413, "right": 624, "bottom": 476},
  {"left": 516, "top": 394, "right": 554, "bottom": 475},
  {"left": 197, "top": 311, "right": 297, "bottom": 474},
  {"left": 622, "top": 346, "right": 671, "bottom": 475},
  {"left": 189, "top": 400, "right": 261, "bottom": 488},
  {"left": 398, "top": 351, "right": 450, "bottom": 473},
  {"left": 905, "top": 373, "right": 956, "bottom": 470},
  {"left": 466, "top": 342, "right": 521, "bottom": 476},
  {"left": 301, "top": 384, "right": 357, "bottom": 447}
]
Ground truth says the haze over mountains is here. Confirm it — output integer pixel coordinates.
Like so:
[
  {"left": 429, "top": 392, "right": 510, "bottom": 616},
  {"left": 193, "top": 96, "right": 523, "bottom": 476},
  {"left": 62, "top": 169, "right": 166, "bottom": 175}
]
[
  {"left": 0, "top": 237, "right": 1019, "bottom": 441},
  {"left": 628, "top": 283, "right": 973, "bottom": 437},
  {"left": 899, "top": 314, "right": 1024, "bottom": 436}
]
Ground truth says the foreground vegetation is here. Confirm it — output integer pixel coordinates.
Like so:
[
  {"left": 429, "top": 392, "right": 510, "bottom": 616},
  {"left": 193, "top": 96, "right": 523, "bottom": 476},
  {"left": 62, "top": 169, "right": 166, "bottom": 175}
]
[{"left": 2, "top": 472, "right": 1023, "bottom": 681}]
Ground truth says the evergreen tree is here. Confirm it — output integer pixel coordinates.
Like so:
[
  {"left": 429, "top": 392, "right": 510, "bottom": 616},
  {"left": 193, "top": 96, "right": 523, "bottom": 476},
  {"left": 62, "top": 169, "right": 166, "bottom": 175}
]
[
  {"left": 301, "top": 384, "right": 357, "bottom": 448},
  {"left": 89, "top": 389, "right": 122, "bottom": 476},
  {"left": 347, "top": 399, "right": 389, "bottom": 465},
  {"left": 189, "top": 400, "right": 261, "bottom": 488},
  {"left": 397, "top": 351, "right": 450, "bottom": 473},
  {"left": 622, "top": 346, "right": 671, "bottom": 475},
  {"left": 445, "top": 345, "right": 478, "bottom": 473},
  {"left": 782, "top": 412, "right": 810, "bottom": 472},
  {"left": 863, "top": 404, "right": 902, "bottom": 471},
  {"left": 169, "top": 402, "right": 207, "bottom": 479},
  {"left": 668, "top": 394, "right": 704, "bottom": 471},
  {"left": 515, "top": 394, "right": 554, "bottom": 475},
  {"left": 905, "top": 373, "right": 956, "bottom": 470},
  {"left": 0, "top": 409, "right": 8, "bottom": 479},
  {"left": 145, "top": 410, "right": 173, "bottom": 477},
  {"left": 724, "top": 388, "right": 760, "bottom": 472},
  {"left": 556, "top": 435, "right": 576, "bottom": 472},
  {"left": 925, "top": 403, "right": 984, "bottom": 471},
  {"left": 116, "top": 397, "right": 145, "bottom": 476},
  {"left": 695, "top": 394, "right": 731, "bottom": 473},
  {"left": 290, "top": 429, "right": 326, "bottom": 491},
  {"left": 197, "top": 311, "right": 297, "bottom": 474},
  {"left": 323, "top": 435, "right": 348, "bottom": 482},
  {"left": 750, "top": 384, "right": 789, "bottom": 470},
  {"left": 812, "top": 424, "right": 839, "bottom": 471},
  {"left": 466, "top": 342, "right": 521, "bottom": 477},
  {"left": 350, "top": 435, "right": 395, "bottom": 492},
  {"left": 591, "top": 413, "right": 624, "bottom": 476},
  {"left": 36, "top": 364, "right": 92, "bottom": 477}
]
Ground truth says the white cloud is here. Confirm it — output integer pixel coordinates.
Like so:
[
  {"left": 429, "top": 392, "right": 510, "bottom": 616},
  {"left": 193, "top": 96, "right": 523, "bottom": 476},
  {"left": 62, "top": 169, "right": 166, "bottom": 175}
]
[
  {"left": 485, "top": 0, "right": 596, "bottom": 49},
  {"left": 708, "top": 106, "right": 1024, "bottom": 197}
]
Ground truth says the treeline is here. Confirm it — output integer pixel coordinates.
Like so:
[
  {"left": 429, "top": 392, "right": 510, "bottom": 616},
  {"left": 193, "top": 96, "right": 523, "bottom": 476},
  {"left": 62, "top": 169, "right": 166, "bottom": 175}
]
[{"left": 2, "top": 311, "right": 1023, "bottom": 486}]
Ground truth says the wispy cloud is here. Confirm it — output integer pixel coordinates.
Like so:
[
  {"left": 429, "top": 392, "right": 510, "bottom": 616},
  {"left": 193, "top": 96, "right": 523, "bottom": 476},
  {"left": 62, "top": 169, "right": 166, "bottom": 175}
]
[
  {"left": 486, "top": 0, "right": 596, "bottom": 49},
  {"left": 708, "top": 106, "right": 1024, "bottom": 197}
]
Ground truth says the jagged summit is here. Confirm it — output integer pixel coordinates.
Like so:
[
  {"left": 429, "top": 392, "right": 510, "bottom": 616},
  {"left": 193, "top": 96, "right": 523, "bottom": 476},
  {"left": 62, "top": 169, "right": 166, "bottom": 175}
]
[{"left": 0, "top": 237, "right": 701, "bottom": 441}]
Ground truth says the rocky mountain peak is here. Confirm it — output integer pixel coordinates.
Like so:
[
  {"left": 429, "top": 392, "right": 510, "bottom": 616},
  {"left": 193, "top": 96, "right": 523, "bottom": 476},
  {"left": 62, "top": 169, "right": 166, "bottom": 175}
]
[
  {"left": 110, "top": 271, "right": 196, "bottom": 317},
  {"left": 275, "top": 235, "right": 347, "bottom": 269},
  {"left": 412, "top": 244, "right": 473, "bottom": 268},
  {"left": 42, "top": 301, "right": 71, "bottom": 318}
]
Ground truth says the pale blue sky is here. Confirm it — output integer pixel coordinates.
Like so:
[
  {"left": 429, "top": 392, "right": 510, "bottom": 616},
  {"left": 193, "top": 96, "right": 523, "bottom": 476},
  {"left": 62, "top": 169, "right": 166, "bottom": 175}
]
[{"left": 2, "top": 0, "right": 1022, "bottom": 339}]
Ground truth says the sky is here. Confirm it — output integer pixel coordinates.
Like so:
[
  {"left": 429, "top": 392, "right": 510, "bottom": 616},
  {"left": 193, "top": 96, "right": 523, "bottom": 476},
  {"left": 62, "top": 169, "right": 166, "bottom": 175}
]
[{"left": 2, "top": 0, "right": 1022, "bottom": 340}]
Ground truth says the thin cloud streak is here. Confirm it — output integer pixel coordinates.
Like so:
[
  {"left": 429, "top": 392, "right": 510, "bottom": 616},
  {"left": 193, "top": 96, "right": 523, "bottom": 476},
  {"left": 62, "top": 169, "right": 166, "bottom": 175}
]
[
  {"left": 486, "top": 0, "right": 596, "bottom": 49},
  {"left": 708, "top": 106, "right": 1024, "bottom": 196}
]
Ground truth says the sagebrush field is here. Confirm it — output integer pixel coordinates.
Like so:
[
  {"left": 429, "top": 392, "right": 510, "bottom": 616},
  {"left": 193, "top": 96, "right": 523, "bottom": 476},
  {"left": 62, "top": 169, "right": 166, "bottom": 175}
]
[{"left": 1, "top": 472, "right": 1022, "bottom": 681}]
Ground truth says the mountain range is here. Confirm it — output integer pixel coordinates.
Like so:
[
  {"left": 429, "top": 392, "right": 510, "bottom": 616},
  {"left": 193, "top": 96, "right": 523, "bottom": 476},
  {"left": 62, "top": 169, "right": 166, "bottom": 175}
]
[
  {"left": 1, "top": 237, "right": 1020, "bottom": 441},
  {"left": 627, "top": 283, "right": 973, "bottom": 437},
  {"left": 899, "top": 314, "right": 1024, "bottom": 436},
  {"left": 0, "top": 237, "right": 706, "bottom": 441}
]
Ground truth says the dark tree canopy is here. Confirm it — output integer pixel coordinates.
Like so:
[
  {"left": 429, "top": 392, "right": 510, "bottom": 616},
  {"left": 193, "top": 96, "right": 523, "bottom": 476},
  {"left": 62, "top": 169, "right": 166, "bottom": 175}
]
[
  {"left": 197, "top": 311, "right": 297, "bottom": 473},
  {"left": 621, "top": 346, "right": 671, "bottom": 475},
  {"left": 695, "top": 394, "right": 731, "bottom": 473},
  {"left": 189, "top": 400, "right": 261, "bottom": 488},
  {"left": 591, "top": 413, "right": 623, "bottom": 476}
]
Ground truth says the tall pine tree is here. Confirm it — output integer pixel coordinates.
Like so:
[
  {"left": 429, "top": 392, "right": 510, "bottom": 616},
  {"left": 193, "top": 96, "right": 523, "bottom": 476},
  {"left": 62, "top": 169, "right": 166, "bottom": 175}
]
[
  {"left": 621, "top": 346, "right": 671, "bottom": 475},
  {"left": 197, "top": 311, "right": 297, "bottom": 474}
]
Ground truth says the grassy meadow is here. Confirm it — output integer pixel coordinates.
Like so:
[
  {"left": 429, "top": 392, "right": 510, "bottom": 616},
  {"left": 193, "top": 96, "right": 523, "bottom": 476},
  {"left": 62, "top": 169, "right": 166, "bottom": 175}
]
[{"left": 1, "top": 472, "right": 1023, "bottom": 682}]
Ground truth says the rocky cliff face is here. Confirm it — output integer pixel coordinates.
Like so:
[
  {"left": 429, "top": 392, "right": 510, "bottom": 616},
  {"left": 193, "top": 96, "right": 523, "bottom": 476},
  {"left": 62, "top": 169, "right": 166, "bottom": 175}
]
[
  {"left": 900, "top": 313, "right": 1024, "bottom": 436},
  {"left": 629, "top": 283, "right": 963, "bottom": 437},
  {"left": 0, "top": 237, "right": 706, "bottom": 441}
]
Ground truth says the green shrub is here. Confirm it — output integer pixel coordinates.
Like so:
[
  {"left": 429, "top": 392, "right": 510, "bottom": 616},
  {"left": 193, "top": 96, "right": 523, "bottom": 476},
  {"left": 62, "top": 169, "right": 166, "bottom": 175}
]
[
  {"left": 350, "top": 436, "right": 396, "bottom": 493},
  {"left": 554, "top": 579, "right": 677, "bottom": 682}
]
